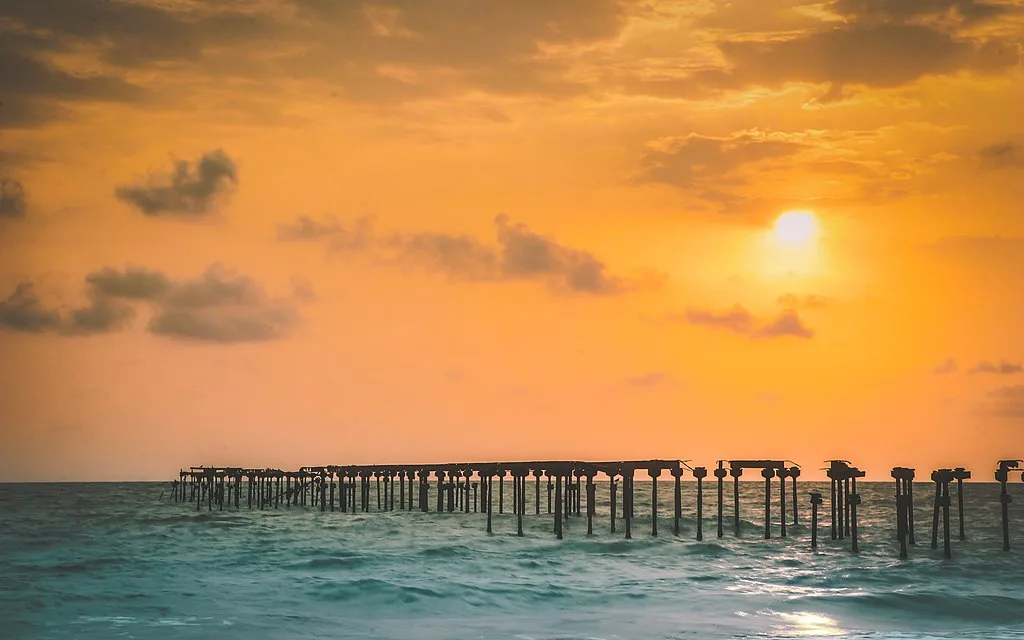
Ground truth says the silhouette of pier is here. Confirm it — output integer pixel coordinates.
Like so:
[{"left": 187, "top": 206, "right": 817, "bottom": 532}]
[{"left": 167, "top": 458, "right": 1024, "bottom": 558}]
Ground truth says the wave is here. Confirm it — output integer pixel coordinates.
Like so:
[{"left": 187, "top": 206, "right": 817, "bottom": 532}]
[{"left": 798, "top": 592, "right": 1024, "bottom": 624}]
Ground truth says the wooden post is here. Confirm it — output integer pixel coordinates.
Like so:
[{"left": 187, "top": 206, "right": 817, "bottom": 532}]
[
  {"left": 790, "top": 466, "right": 800, "bottom": 525},
  {"left": 534, "top": 470, "right": 542, "bottom": 515},
  {"left": 624, "top": 469, "right": 634, "bottom": 540},
  {"left": 778, "top": 467, "right": 788, "bottom": 538},
  {"left": 731, "top": 464, "right": 742, "bottom": 536},
  {"left": 609, "top": 475, "right": 617, "bottom": 533},
  {"left": 810, "top": 491, "right": 822, "bottom": 549},
  {"left": 486, "top": 474, "right": 494, "bottom": 534},
  {"left": 586, "top": 472, "right": 595, "bottom": 535},
  {"left": 715, "top": 464, "right": 726, "bottom": 539},
  {"left": 650, "top": 468, "right": 659, "bottom": 537},
  {"left": 694, "top": 467, "right": 706, "bottom": 541},
  {"left": 761, "top": 467, "right": 772, "bottom": 539},
  {"left": 555, "top": 472, "right": 563, "bottom": 540},
  {"left": 671, "top": 467, "right": 683, "bottom": 537}
]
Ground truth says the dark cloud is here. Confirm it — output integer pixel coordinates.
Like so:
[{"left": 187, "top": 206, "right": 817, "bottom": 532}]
[
  {"left": 683, "top": 306, "right": 756, "bottom": 334},
  {"left": 622, "top": 15, "right": 1019, "bottom": 100},
  {"left": 148, "top": 264, "right": 297, "bottom": 343},
  {"left": 277, "top": 215, "right": 375, "bottom": 250},
  {"left": 0, "top": 281, "right": 131, "bottom": 335},
  {"left": 756, "top": 310, "right": 814, "bottom": 339},
  {"left": 149, "top": 307, "right": 291, "bottom": 343},
  {"left": 495, "top": 214, "right": 634, "bottom": 295},
  {"left": 2, "top": 264, "right": 296, "bottom": 342},
  {"left": 0, "top": 282, "right": 62, "bottom": 333},
  {"left": 933, "top": 358, "right": 959, "bottom": 374},
  {"left": 0, "top": 180, "right": 27, "bottom": 219},
  {"left": 85, "top": 266, "right": 171, "bottom": 299},
  {"left": 982, "top": 385, "right": 1024, "bottom": 418},
  {"left": 277, "top": 215, "right": 343, "bottom": 241},
  {"left": 969, "top": 360, "right": 1024, "bottom": 375},
  {"left": 384, "top": 215, "right": 651, "bottom": 295},
  {"left": 638, "top": 132, "right": 804, "bottom": 189},
  {"left": 0, "top": 41, "right": 148, "bottom": 129},
  {"left": 387, "top": 231, "right": 499, "bottom": 281},
  {"left": 65, "top": 298, "right": 135, "bottom": 335},
  {"left": 777, "top": 293, "right": 834, "bottom": 309},
  {"left": 285, "top": 0, "right": 628, "bottom": 101},
  {"left": 979, "top": 139, "right": 1024, "bottom": 170},
  {"left": 829, "top": 0, "right": 1015, "bottom": 26},
  {"left": 115, "top": 150, "right": 237, "bottom": 216},
  {"left": 717, "top": 25, "right": 1015, "bottom": 92},
  {"left": 1, "top": 0, "right": 629, "bottom": 126},
  {"left": 680, "top": 305, "right": 814, "bottom": 339}
]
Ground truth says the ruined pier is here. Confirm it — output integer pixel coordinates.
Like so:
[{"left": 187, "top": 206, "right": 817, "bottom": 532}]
[{"left": 167, "top": 458, "right": 1024, "bottom": 559}]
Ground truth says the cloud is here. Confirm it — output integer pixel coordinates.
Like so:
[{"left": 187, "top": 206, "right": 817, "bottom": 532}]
[
  {"left": 115, "top": 150, "right": 237, "bottom": 217},
  {"left": 0, "top": 283, "right": 63, "bottom": 333},
  {"left": 387, "top": 231, "right": 499, "bottom": 281},
  {"left": 1, "top": 264, "right": 298, "bottom": 343},
  {"left": 777, "top": 293, "right": 834, "bottom": 309},
  {"left": 683, "top": 306, "right": 756, "bottom": 334},
  {"left": 981, "top": 385, "right": 1024, "bottom": 418},
  {"left": 147, "top": 264, "right": 297, "bottom": 343},
  {"left": 0, "top": 180, "right": 27, "bottom": 219},
  {"left": 756, "top": 310, "right": 814, "bottom": 339},
  {"left": 65, "top": 298, "right": 136, "bottom": 335},
  {"left": 680, "top": 305, "right": 814, "bottom": 339},
  {"left": 979, "top": 139, "right": 1024, "bottom": 170},
  {"left": 933, "top": 358, "right": 959, "bottom": 374},
  {"left": 284, "top": 0, "right": 628, "bottom": 102},
  {"left": 85, "top": 266, "right": 171, "bottom": 300},
  {"left": 0, "top": 0, "right": 629, "bottom": 127},
  {"left": 969, "top": 360, "right": 1024, "bottom": 375},
  {"left": 381, "top": 214, "right": 658, "bottom": 296},
  {"left": 638, "top": 132, "right": 805, "bottom": 189},
  {"left": 0, "top": 37, "right": 148, "bottom": 129},
  {"left": 829, "top": 0, "right": 1015, "bottom": 26},
  {"left": 620, "top": 4, "right": 1020, "bottom": 101},
  {"left": 716, "top": 25, "right": 1015, "bottom": 93},
  {"left": 277, "top": 215, "right": 375, "bottom": 250},
  {"left": 0, "top": 282, "right": 132, "bottom": 335}
]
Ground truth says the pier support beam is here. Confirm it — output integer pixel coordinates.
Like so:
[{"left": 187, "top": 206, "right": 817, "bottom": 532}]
[
  {"left": 671, "top": 467, "right": 683, "bottom": 536},
  {"left": 731, "top": 465, "right": 742, "bottom": 536},
  {"left": 810, "top": 491, "right": 822, "bottom": 549},
  {"left": 761, "top": 467, "right": 773, "bottom": 539},
  {"left": 694, "top": 467, "right": 707, "bottom": 541},
  {"left": 554, "top": 471, "right": 563, "bottom": 540},
  {"left": 715, "top": 463, "right": 726, "bottom": 539},
  {"left": 649, "top": 467, "right": 660, "bottom": 537},
  {"left": 996, "top": 460, "right": 1020, "bottom": 551},
  {"left": 624, "top": 468, "right": 634, "bottom": 540}
]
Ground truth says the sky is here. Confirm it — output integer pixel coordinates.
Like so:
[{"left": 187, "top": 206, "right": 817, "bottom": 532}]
[{"left": 1, "top": 0, "right": 1022, "bottom": 482}]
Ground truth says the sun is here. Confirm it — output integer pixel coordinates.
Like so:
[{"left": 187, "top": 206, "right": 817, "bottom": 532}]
[{"left": 774, "top": 210, "right": 819, "bottom": 246}]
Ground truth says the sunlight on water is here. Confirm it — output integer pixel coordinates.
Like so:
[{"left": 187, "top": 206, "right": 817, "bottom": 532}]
[{"left": 774, "top": 611, "right": 846, "bottom": 637}]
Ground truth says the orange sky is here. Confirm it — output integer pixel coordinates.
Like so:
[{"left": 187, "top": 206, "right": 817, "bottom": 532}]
[{"left": 1, "top": 0, "right": 1023, "bottom": 481}]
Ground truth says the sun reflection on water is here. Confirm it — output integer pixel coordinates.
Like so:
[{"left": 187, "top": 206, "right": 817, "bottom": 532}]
[{"left": 774, "top": 611, "right": 846, "bottom": 637}]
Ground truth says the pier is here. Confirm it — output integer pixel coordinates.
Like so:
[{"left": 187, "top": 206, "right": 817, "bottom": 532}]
[{"left": 167, "top": 458, "right": 1024, "bottom": 558}]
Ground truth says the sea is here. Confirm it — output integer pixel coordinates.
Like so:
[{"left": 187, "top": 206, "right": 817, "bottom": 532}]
[{"left": 2, "top": 480, "right": 1023, "bottom": 640}]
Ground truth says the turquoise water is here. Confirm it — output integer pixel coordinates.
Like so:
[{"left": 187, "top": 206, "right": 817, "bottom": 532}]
[{"left": 2, "top": 481, "right": 1023, "bottom": 639}]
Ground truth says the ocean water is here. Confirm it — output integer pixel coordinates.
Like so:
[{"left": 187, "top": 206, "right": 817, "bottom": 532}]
[{"left": 2, "top": 480, "right": 1024, "bottom": 640}]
